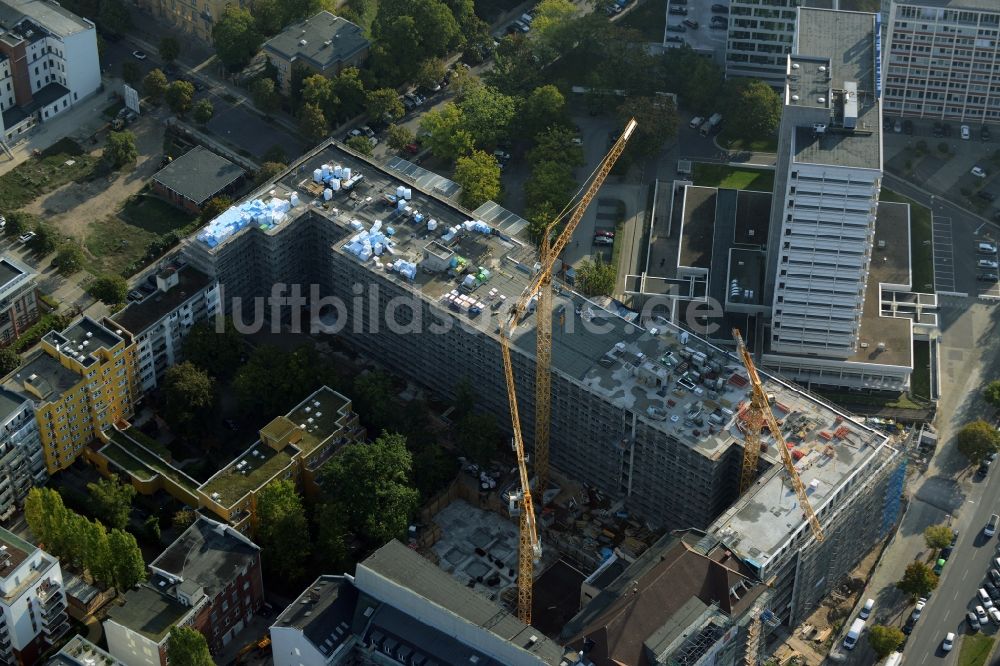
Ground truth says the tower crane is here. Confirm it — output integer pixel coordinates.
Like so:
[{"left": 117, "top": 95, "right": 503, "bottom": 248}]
[
  {"left": 499, "top": 119, "right": 638, "bottom": 624},
  {"left": 732, "top": 329, "right": 824, "bottom": 541}
]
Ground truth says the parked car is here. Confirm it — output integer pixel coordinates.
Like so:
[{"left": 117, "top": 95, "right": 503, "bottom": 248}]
[
  {"left": 940, "top": 545, "right": 953, "bottom": 560},
  {"left": 903, "top": 119, "right": 913, "bottom": 135},
  {"left": 859, "top": 598, "right": 874, "bottom": 620},
  {"left": 682, "top": 19, "right": 699, "bottom": 28},
  {"left": 666, "top": 35, "right": 685, "bottom": 42},
  {"left": 979, "top": 191, "right": 997, "bottom": 202},
  {"left": 979, "top": 272, "right": 999, "bottom": 282},
  {"left": 131, "top": 50, "right": 147, "bottom": 60},
  {"left": 710, "top": 21, "right": 727, "bottom": 29},
  {"left": 669, "top": 6, "right": 688, "bottom": 14},
  {"left": 912, "top": 598, "right": 927, "bottom": 621},
  {"left": 667, "top": 24, "right": 686, "bottom": 32},
  {"left": 893, "top": 118, "right": 902, "bottom": 133},
  {"left": 978, "top": 241, "right": 997, "bottom": 253},
  {"left": 969, "top": 610, "right": 982, "bottom": 632},
  {"left": 711, "top": 3, "right": 728, "bottom": 11},
  {"left": 984, "top": 125, "right": 992, "bottom": 141},
  {"left": 977, "top": 605, "right": 990, "bottom": 624},
  {"left": 990, "top": 568, "right": 1000, "bottom": 586},
  {"left": 596, "top": 230, "right": 615, "bottom": 238},
  {"left": 990, "top": 608, "right": 1000, "bottom": 625},
  {"left": 594, "top": 235, "right": 613, "bottom": 246},
  {"left": 972, "top": 166, "right": 988, "bottom": 178},
  {"left": 404, "top": 143, "right": 419, "bottom": 154},
  {"left": 962, "top": 124, "right": 971, "bottom": 140},
  {"left": 933, "top": 558, "right": 946, "bottom": 575},
  {"left": 942, "top": 633, "right": 955, "bottom": 652},
  {"left": 17, "top": 231, "right": 35, "bottom": 244},
  {"left": 979, "top": 259, "right": 1000, "bottom": 269},
  {"left": 127, "top": 290, "right": 144, "bottom": 302},
  {"left": 985, "top": 582, "right": 1000, "bottom": 601}
]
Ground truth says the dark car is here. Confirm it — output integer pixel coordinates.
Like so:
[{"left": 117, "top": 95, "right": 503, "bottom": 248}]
[
  {"left": 683, "top": 19, "right": 699, "bottom": 28},
  {"left": 711, "top": 3, "right": 729, "bottom": 11},
  {"left": 984, "top": 125, "right": 992, "bottom": 141},
  {"left": 902, "top": 619, "right": 915, "bottom": 635},
  {"left": 883, "top": 116, "right": 894, "bottom": 131},
  {"left": 979, "top": 191, "right": 997, "bottom": 201},
  {"left": 989, "top": 568, "right": 1000, "bottom": 586},
  {"left": 710, "top": 22, "right": 727, "bottom": 29},
  {"left": 940, "top": 546, "right": 953, "bottom": 560},
  {"left": 667, "top": 24, "right": 686, "bottom": 32},
  {"left": 903, "top": 119, "right": 914, "bottom": 135},
  {"left": 951, "top": 530, "right": 959, "bottom": 546},
  {"left": 987, "top": 582, "right": 1000, "bottom": 601},
  {"left": 666, "top": 35, "right": 685, "bottom": 42},
  {"left": 669, "top": 6, "right": 688, "bottom": 14}
]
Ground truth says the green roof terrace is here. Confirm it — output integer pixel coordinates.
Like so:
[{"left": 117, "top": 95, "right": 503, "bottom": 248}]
[
  {"left": 199, "top": 442, "right": 296, "bottom": 508},
  {"left": 283, "top": 386, "right": 351, "bottom": 456},
  {"left": 106, "top": 428, "right": 201, "bottom": 493}
]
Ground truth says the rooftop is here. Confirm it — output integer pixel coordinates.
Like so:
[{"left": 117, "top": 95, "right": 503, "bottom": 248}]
[
  {"left": 6, "top": 351, "right": 81, "bottom": 402},
  {"left": 893, "top": 0, "right": 1000, "bottom": 10},
  {"left": 273, "top": 575, "right": 358, "bottom": 658},
  {"left": 43, "top": 316, "right": 124, "bottom": 369},
  {"left": 106, "top": 427, "right": 200, "bottom": 492},
  {"left": 0, "top": 0, "right": 92, "bottom": 38},
  {"left": 152, "top": 146, "right": 245, "bottom": 206},
  {"left": 678, "top": 187, "right": 716, "bottom": 269},
  {"left": 106, "top": 585, "right": 192, "bottom": 643},
  {"left": 0, "top": 256, "right": 33, "bottom": 298},
  {"left": 789, "top": 9, "right": 882, "bottom": 170},
  {"left": 149, "top": 516, "right": 258, "bottom": 601},
  {"left": 359, "top": 540, "right": 565, "bottom": 665},
  {"left": 363, "top": 603, "right": 507, "bottom": 666},
  {"left": 282, "top": 385, "right": 352, "bottom": 457},
  {"left": 47, "top": 636, "right": 125, "bottom": 666},
  {"left": 199, "top": 440, "right": 296, "bottom": 508},
  {"left": 112, "top": 265, "right": 215, "bottom": 335},
  {"left": 262, "top": 11, "right": 369, "bottom": 70},
  {"left": 0, "top": 387, "right": 26, "bottom": 422},
  {"left": 0, "top": 526, "right": 32, "bottom": 579}
]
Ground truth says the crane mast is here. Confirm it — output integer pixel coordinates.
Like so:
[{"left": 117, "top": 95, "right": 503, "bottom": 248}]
[
  {"left": 499, "top": 119, "right": 638, "bottom": 624},
  {"left": 732, "top": 329, "right": 825, "bottom": 541}
]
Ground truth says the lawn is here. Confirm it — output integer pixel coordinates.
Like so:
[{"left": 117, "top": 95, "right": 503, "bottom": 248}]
[
  {"left": 881, "top": 188, "right": 935, "bottom": 292},
  {"left": 0, "top": 138, "right": 100, "bottom": 211},
  {"left": 717, "top": 128, "right": 779, "bottom": 153},
  {"left": 958, "top": 634, "right": 994, "bottom": 666},
  {"left": 618, "top": 0, "right": 666, "bottom": 42},
  {"left": 911, "top": 340, "right": 931, "bottom": 401},
  {"left": 118, "top": 194, "right": 198, "bottom": 236},
  {"left": 692, "top": 164, "right": 775, "bottom": 192}
]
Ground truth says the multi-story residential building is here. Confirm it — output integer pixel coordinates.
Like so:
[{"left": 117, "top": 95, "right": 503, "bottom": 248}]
[
  {"left": 262, "top": 12, "right": 369, "bottom": 95},
  {"left": 0, "top": 527, "right": 69, "bottom": 664},
  {"left": 883, "top": 0, "right": 1000, "bottom": 125},
  {"left": 134, "top": 0, "right": 243, "bottom": 46},
  {"left": 104, "top": 516, "right": 262, "bottom": 666},
  {"left": 112, "top": 263, "right": 220, "bottom": 393},
  {"left": 2, "top": 316, "right": 138, "bottom": 473},
  {"left": 0, "top": 388, "right": 45, "bottom": 520},
  {"left": 47, "top": 635, "right": 125, "bottom": 666},
  {"left": 94, "top": 385, "right": 362, "bottom": 534},
  {"left": 0, "top": 256, "right": 38, "bottom": 347},
  {"left": 0, "top": 0, "right": 100, "bottom": 141}
]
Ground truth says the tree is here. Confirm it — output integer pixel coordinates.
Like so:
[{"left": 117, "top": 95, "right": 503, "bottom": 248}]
[
  {"left": 27, "top": 224, "right": 56, "bottom": 256},
  {"left": 664, "top": 46, "right": 724, "bottom": 114},
  {"left": 532, "top": 0, "right": 577, "bottom": 55},
  {"left": 352, "top": 370, "right": 396, "bottom": 432},
  {"left": 25, "top": 488, "right": 70, "bottom": 553},
  {"left": 251, "top": 0, "right": 284, "bottom": 35},
  {"left": 457, "top": 84, "right": 516, "bottom": 148},
  {"left": 419, "top": 103, "right": 474, "bottom": 161},
  {"left": 454, "top": 150, "right": 500, "bottom": 209},
  {"left": 957, "top": 420, "right": 1000, "bottom": 465},
  {"left": 212, "top": 6, "right": 263, "bottom": 71},
  {"left": 411, "top": 443, "right": 458, "bottom": 499},
  {"left": 314, "top": 504, "right": 348, "bottom": 570},
  {"left": 256, "top": 480, "right": 311, "bottom": 579},
  {"left": 144, "top": 515, "right": 161, "bottom": 542},
  {"left": 924, "top": 524, "right": 954, "bottom": 550},
  {"left": 485, "top": 35, "right": 543, "bottom": 96},
  {"left": 416, "top": 58, "right": 447, "bottom": 90},
  {"left": 332, "top": 67, "right": 367, "bottom": 121},
  {"left": 528, "top": 125, "right": 584, "bottom": 168},
  {"left": 192, "top": 99, "right": 214, "bottom": 124},
  {"left": 577, "top": 254, "right": 617, "bottom": 296},
  {"left": 233, "top": 345, "right": 321, "bottom": 416},
  {"left": 163, "top": 361, "right": 215, "bottom": 429},
  {"left": 386, "top": 124, "right": 415, "bottom": 151},
  {"left": 367, "top": 87, "right": 404, "bottom": 122},
  {"left": 985, "top": 380, "right": 1000, "bottom": 409},
  {"left": 319, "top": 432, "right": 420, "bottom": 543},
  {"left": 0, "top": 348, "right": 19, "bottom": 377},
  {"left": 346, "top": 135, "right": 373, "bottom": 156},
  {"left": 368, "top": 18, "right": 422, "bottom": 86},
  {"left": 143, "top": 68, "right": 168, "bottom": 103},
  {"left": 158, "top": 36, "right": 180, "bottom": 63},
  {"left": 868, "top": 625, "right": 904, "bottom": 659},
  {"left": 896, "top": 561, "right": 938, "bottom": 599},
  {"left": 99, "top": 0, "right": 132, "bottom": 36},
  {"left": 54, "top": 243, "right": 84, "bottom": 275},
  {"left": 255, "top": 161, "right": 287, "bottom": 184},
  {"left": 167, "top": 626, "right": 213, "bottom": 666},
  {"left": 88, "top": 275, "right": 128, "bottom": 305},
  {"left": 525, "top": 160, "right": 577, "bottom": 216},
  {"left": 165, "top": 80, "right": 195, "bottom": 115},
  {"left": 457, "top": 412, "right": 499, "bottom": 465},
  {"left": 616, "top": 95, "right": 678, "bottom": 159},
  {"left": 299, "top": 103, "right": 329, "bottom": 143},
  {"left": 108, "top": 528, "right": 146, "bottom": 589},
  {"left": 724, "top": 78, "right": 781, "bottom": 143},
  {"left": 302, "top": 74, "right": 335, "bottom": 113},
  {"left": 250, "top": 77, "right": 282, "bottom": 115},
  {"left": 172, "top": 508, "right": 197, "bottom": 531},
  {"left": 86, "top": 474, "right": 135, "bottom": 530},
  {"left": 200, "top": 195, "right": 233, "bottom": 223},
  {"left": 104, "top": 130, "right": 137, "bottom": 168},
  {"left": 121, "top": 61, "right": 141, "bottom": 87},
  {"left": 522, "top": 84, "right": 567, "bottom": 138}
]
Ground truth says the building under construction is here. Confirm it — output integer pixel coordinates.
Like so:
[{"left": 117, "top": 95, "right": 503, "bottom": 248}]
[{"left": 181, "top": 140, "right": 906, "bottom": 635}]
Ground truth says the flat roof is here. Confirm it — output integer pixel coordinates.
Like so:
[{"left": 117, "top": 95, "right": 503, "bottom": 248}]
[
  {"left": 0, "top": 0, "right": 92, "bottom": 38},
  {"left": 893, "top": 0, "right": 1000, "bottom": 10},
  {"left": 107, "top": 586, "right": 191, "bottom": 643},
  {"left": 149, "top": 517, "right": 258, "bottom": 600},
  {"left": 790, "top": 9, "right": 882, "bottom": 169},
  {"left": 678, "top": 186, "right": 716, "bottom": 269},
  {"left": 153, "top": 146, "right": 244, "bottom": 206},
  {"left": 43, "top": 316, "right": 123, "bottom": 369},
  {"left": 199, "top": 441, "right": 296, "bottom": 508},
  {"left": 284, "top": 385, "right": 351, "bottom": 457},
  {"left": 728, "top": 248, "right": 766, "bottom": 306},
  {"left": 0, "top": 256, "right": 27, "bottom": 291},
  {"left": 0, "top": 526, "right": 32, "bottom": 578},
  {"left": 5, "top": 351, "right": 80, "bottom": 402},
  {"left": 0, "top": 387, "right": 25, "bottom": 422},
  {"left": 49, "top": 636, "right": 124, "bottom": 666},
  {"left": 272, "top": 576, "right": 358, "bottom": 658},
  {"left": 262, "top": 11, "right": 368, "bottom": 69},
  {"left": 112, "top": 265, "right": 214, "bottom": 335}
]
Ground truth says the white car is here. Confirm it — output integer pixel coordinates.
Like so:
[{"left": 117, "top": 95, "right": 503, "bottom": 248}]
[
  {"left": 977, "top": 605, "right": 989, "bottom": 624},
  {"left": 17, "top": 231, "right": 35, "bottom": 244},
  {"left": 979, "top": 259, "right": 1000, "bottom": 270},
  {"left": 962, "top": 125, "right": 971, "bottom": 140},
  {"left": 973, "top": 166, "right": 988, "bottom": 178},
  {"left": 131, "top": 50, "right": 147, "bottom": 60},
  {"left": 942, "top": 632, "right": 955, "bottom": 652},
  {"left": 912, "top": 598, "right": 927, "bottom": 620},
  {"left": 990, "top": 607, "right": 1000, "bottom": 625}
]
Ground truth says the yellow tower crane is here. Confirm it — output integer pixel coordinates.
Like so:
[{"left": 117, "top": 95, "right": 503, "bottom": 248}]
[
  {"left": 732, "top": 329, "right": 825, "bottom": 541},
  {"left": 499, "top": 119, "right": 638, "bottom": 624}
]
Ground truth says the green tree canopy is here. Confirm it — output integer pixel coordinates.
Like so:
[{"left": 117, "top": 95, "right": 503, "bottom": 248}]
[
  {"left": 302, "top": 74, "right": 336, "bottom": 115},
  {"left": 616, "top": 95, "right": 678, "bottom": 159},
  {"left": 957, "top": 420, "right": 1000, "bottom": 465},
  {"left": 165, "top": 80, "right": 195, "bottom": 115},
  {"left": 87, "top": 474, "right": 135, "bottom": 530},
  {"left": 525, "top": 159, "right": 577, "bottom": 219},
  {"left": 985, "top": 380, "right": 1000, "bottom": 409},
  {"left": 143, "top": 68, "right": 168, "bottom": 103},
  {"left": 0, "top": 348, "right": 19, "bottom": 377},
  {"left": 299, "top": 103, "right": 329, "bottom": 143},
  {"left": 724, "top": 78, "right": 781, "bottom": 143},
  {"left": 319, "top": 432, "right": 420, "bottom": 543},
  {"left": 121, "top": 61, "right": 141, "bottom": 87},
  {"left": 212, "top": 6, "right": 264, "bottom": 71},
  {"left": 167, "top": 626, "right": 214, "bottom": 666},
  {"left": 923, "top": 524, "right": 953, "bottom": 550},
  {"left": 386, "top": 124, "right": 415, "bottom": 151},
  {"left": 346, "top": 135, "right": 373, "bottom": 156},
  {"left": 663, "top": 46, "right": 724, "bottom": 114},
  {"left": 522, "top": 84, "right": 567, "bottom": 138},
  {"left": 485, "top": 35, "right": 543, "bottom": 96},
  {"left": 531, "top": 0, "right": 578, "bottom": 55},
  {"left": 251, "top": 77, "right": 282, "bottom": 115},
  {"left": 233, "top": 345, "right": 321, "bottom": 416},
  {"left": 528, "top": 125, "right": 584, "bottom": 168},
  {"left": 419, "top": 103, "right": 474, "bottom": 161},
  {"left": 315, "top": 503, "right": 349, "bottom": 571},
  {"left": 367, "top": 87, "right": 404, "bottom": 122},
  {"left": 577, "top": 254, "right": 616, "bottom": 296},
  {"left": 332, "top": 67, "right": 367, "bottom": 121},
  {"left": 172, "top": 508, "right": 197, "bottom": 531},
  {"left": 98, "top": 0, "right": 131, "bottom": 36},
  {"left": 158, "top": 36, "right": 180, "bottom": 63},
  {"left": 457, "top": 84, "right": 515, "bottom": 148},
  {"left": 200, "top": 195, "right": 232, "bottom": 224},
  {"left": 27, "top": 223, "right": 56, "bottom": 256},
  {"left": 54, "top": 243, "right": 84, "bottom": 275},
  {"left": 108, "top": 528, "right": 146, "bottom": 589},
  {"left": 867, "top": 625, "right": 904, "bottom": 659},
  {"left": 896, "top": 561, "right": 938, "bottom": 599},
  {"left": 454, "top": 150, "right": 501, "bottom": 209},
  {"left": 104, "top": 130, "right": 137, "bottom": 168},
  {"left": 457, "top": 412, "right": 500, "bottom": 465},
  {"left": 251, "top": 0, "right": 284, "bottom": 35},
  {"left": 255, "top": 161, "right": 287, "bottom": 185},
  {"left": 352, "top": 370, "right": 396, "bottom": 432},
  {"left": 416, "top": 58, "right": 447, "bottom": 90},
  {"left": 163, "top": 361, "right": 215, "bottom": 429},
  {"left": 88, "top": 275, "right": 128, "bottom": 305},
  {"left": 256, "top": 480, "right": 311, "bottom": 579},
  {"left": 192, "top": 99, "right": 214, "bottom": 124}
]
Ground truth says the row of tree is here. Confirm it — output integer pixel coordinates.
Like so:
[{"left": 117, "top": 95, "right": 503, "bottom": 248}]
[{"left": 25, "top": 487, "right": 146, "bottom": 591}]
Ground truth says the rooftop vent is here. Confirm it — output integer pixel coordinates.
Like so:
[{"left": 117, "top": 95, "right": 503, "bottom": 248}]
[
  {"left": 791, "top": 63, "right": 800, "bottom": 70},
  {"left": 299, "top": 39, "right": 308, "bottom": 46},
  {"left": 818, "top": 65, "right": 827, "bottom": 72},
  {"left": 791, "top": 94, "right": 799, "bottom": 102},
  {"left": 818, "top": 97, "right": 826, "bottom": 104}
]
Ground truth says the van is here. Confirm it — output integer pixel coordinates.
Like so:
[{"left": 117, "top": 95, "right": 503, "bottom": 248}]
[
  {"left": 689, "top": 116, "right": 704, "bottom": 130},
  {"left": 988, "top": 514, "right": 999, "bottom": 537},
  {"left": 980, "top": 588, "right": 995, "bottom": 608},
  {"left": 859, "top": 598, "right": 874, "bottom": 620},
  {"left": 843, "top": 618, "right": 865, "bottom": 650}
]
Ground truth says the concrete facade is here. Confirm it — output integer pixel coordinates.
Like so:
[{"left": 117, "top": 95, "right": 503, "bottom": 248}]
[
  {"left": 0, "top": 389, "right": 45, "bottom": 521},
  {"left": 726, "top": 0, "right": 800, "bottom": 87},
  {"left": 0, "top": 256, "right": 38, "bottom": 347}
]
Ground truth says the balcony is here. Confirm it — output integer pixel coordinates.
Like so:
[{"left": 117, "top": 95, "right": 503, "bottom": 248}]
[
  {"left": 42, "top": 616, "right": 69, "bottom": 642},
  {"left": 36, "top": 579, "right": 61, "bottom": 604}
]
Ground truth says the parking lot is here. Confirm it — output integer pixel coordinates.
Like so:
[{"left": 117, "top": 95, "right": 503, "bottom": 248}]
[
  {"left": 664, "top": 0, "right": 729, "bottom": 55},
  {"left": 933, "top": 215, "right": 957, "bottom": 293}
]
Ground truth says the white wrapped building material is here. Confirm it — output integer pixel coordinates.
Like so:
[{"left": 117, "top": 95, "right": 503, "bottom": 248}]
[{"left": 324, "top": 189, "right": 333, "bottom": 201}]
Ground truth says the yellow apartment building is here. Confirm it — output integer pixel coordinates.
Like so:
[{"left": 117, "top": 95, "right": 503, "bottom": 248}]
[{"left": 4, "top": 317, "right": 137, "bottom": 473}]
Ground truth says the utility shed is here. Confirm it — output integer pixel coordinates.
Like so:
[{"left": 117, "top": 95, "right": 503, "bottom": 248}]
[{"left": 152, "top": 146, "right": 245, "bottom": 214}]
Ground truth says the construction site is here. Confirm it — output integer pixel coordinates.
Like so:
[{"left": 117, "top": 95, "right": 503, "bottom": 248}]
[{"left": 178, "top": 129, "right": 908, "bottom": 664}]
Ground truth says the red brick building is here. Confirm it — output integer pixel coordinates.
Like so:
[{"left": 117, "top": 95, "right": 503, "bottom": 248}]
[{"left": 151, "top": 145, "right": 246, "bottom": 215}]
